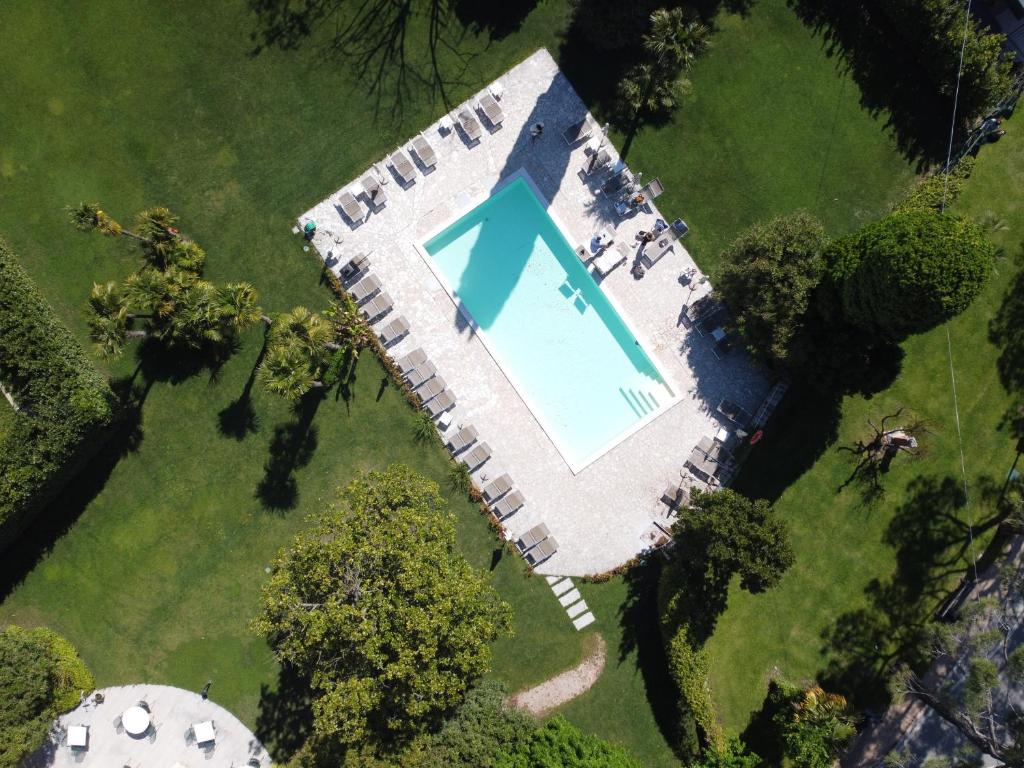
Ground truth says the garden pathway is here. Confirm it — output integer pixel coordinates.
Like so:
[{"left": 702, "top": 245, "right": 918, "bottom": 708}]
[{"left": 508, "top": 633, "right": 606, "bottom": 716}]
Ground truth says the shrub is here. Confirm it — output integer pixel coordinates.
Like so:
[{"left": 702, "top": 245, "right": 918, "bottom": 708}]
[
  {"left": 0, "top": 239, "right": 114, "bottom": 549},
  {"left": 0, "top": 625, "right": 93, "bottom": 768},
  {"left": 891, "top": 156, "right": 975, "bottom": 215},
  {"left": 665, "top": 625, "right": 721, "bottom": 748},
  {"left": 838, "top": 209, "right": 995, "bottom": 338},
  {"left": 496, "top": 715, "right": 642, "bottom": 768}
]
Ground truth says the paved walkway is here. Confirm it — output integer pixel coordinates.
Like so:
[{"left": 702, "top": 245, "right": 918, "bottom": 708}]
[
  {"left": 509, "top": 634, "right": 607, "bottom": 716},
  {"left": 28, "top": 684, "right": 268, "bottom": 768},
  {"left": 299, "top": 49, "right": 767, "bottom": 575}
]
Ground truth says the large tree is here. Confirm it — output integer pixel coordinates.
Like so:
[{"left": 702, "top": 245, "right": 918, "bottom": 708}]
[
  {"left": 835, "top": 208, "right": 994, "bottom": 338},
  {"left": 253, "top": 466, "right": 512, "bottom": 750},
  {"left": 716, "top": 211, "right": 827, "bottom": 370},
  {"left": 0, "top": 625, "right": 93, "bottom": 768}
]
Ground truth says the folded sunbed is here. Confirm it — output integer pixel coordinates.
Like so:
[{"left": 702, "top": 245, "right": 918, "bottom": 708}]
[
  {"left": 458, "top": 109, "right": 483, "bottom": 142},
  {"left": 477, "top": 93, "right": 504, "bottom": 127},
  {"left": 349, "top": 273, "right": 381, "bottom": 304},
  {"left": 360, "top": 291, "right": 393, "bottom": 322},
  {"left": 446, "top": 424, "right": 478, "bottom": 454},
  {"left": 461, "top": 441, "right": 491, "bottom": 470},
  {"left": 424, "top": 388, "right": 455, "bottom": 418},
  {"left": 396, "top": 347, "right": 426, "bottom": 375},
  {"left": 516, "top": 522, "right": 550, "bottom": 553},
  {"left": 416, "top": 374, "right": 447, "bottom": 403},
  {"left": 405, "top": 360, "right": 437, "bottom": 388},
  {"left": 410, "top": 134, "right": 437, "bottom": 168},
  {"left": 525, "top": 536, "right": 558, "bottom": 566},
  {"left": 337, "top": 188, "right": 368, "bottom": 223},
  {"left": 389, "top": 149, "right": 416, "bottom": 185},
  {"left": 482, "top": 473, "right": 512, "bottom": 503},
  {"left": 562, "top": 115, "right": 597, "bottom": 145},
  {"left": 379, "top": 315, "right": 409, "bottom": 346},
  {"left": 492, "top": 490, "right": 524, "bottom": 520}
]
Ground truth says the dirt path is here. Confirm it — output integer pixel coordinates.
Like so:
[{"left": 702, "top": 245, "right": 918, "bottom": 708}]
[{"left": 508, "top": 634, "right": 607, "bottom": 716}]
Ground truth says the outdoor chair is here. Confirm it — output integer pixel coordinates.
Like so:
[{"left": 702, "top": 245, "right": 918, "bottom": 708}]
[
  {"left": 348, "top": 273, "right": 381, "bottom": 304},
  {"left": 525, "top": 536, "right": 559, "bottom": 566},
  {"left": 492, "top": 490, "right": 524, "bottom": 520},
  {"left": 642, "top": 177, "right": 665, "bottom": 200},
  {"left": 477, "top": 93, "right": 504, "bottom": 127},
  {"left": 488, "top": 80, "right": 504, "bottom": 100},
  {"left": 396, "top": 347, "right": 427, "bottom": 375},
  {"left": 424, "top": 388, "right": 455, "bottom": 418},
  {"left": 600, "top": 168, "right": 632, "bottom": 197},
  {"left": 337, "top": 187, "right": 368, "bottom": 224},
  {"left": 683, "top": 294, "right": 718, "bottom": 327},
  {"left": 482, "top": 473, "right": 512, "bottom": 503},
  {"left": 516, "top": 522, "right": 550, "bottom": 553},
  {"left": 461, "top": 441, "right": 492, "bottom": 470},
  {"left": 410, "top": 134, "right": 437, "bottom": 169},
  {"left": 562, "top": 115, "right": 598, "bottom": 145},
  {"left": 640, "top": 238, "right": 673, "bottom": 268},
  {"left": 388, "top": 149, "right": 416, "bottom": 185},
  {"left": 359, "top": 291, "right": 393, "bottom": 322},
  {"left": 662, "top": 482, "right": 689, "bottom": 510},
  {"left": 582, "top": 148, "right": 612, "bottom": 175},
  {"left": 709, "top": 326, "right": 733, "bottom": 359},
  {"left": 416, "top": 374, "right": 447, "bottom": 402},
  {"left": 592, "top": 242, "right": 629, "bottom": 277},
  {"left": 446, "top": 424, "right": 478, "bottom": 454},
  {"left": 717, "top": 398, "right": 752, "bottom": 429},
  {"left": 359, "top": 174, "right": 388, "bottom": 208},
  {"left": 379, "top": 315, "right": 409, "bottom": 347},
  {"left": 696, "top": 435, "right": 715, "bottom": 456},
  {"left": 405, "top": 360, "right": 437, "bottom": 388},
  {"left": 457, "top": 108, "right": 483, "bottom": 142},
  {"left": 339, "top": 253, "right": 370, "bottom": 283}
]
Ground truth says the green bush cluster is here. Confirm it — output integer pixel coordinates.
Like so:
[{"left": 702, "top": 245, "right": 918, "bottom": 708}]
[
  {"left": 665, "top": 626, "right": 720, "bottom": 749},
  {"left": 0, "top": 625, "right": 94, "bottom": 768},
  {"left": 0, "top": 239, "right": 114, "bottom": 549}
]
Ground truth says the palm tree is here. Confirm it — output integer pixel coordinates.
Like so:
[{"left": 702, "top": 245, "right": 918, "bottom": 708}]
[
  {"left": 87, "top": 282, "right": 148, "bottom": 356},
  {"left": 67, "top": 202, "right": 149, "bottom": 242},
  {"left": 218, "top": 282, "right": 267, "bottom": 334},
  {"left": 123, "top": 267, "right": 191, "bottom": 321},
  {"left": 172, "top": 280, "right": 225, "bottom": 348},
  {"left": 644, "top": 8, "right": 710, "bottom": 73},
  {"left": 258, "top": 343, "right": 324, "bottom": 402},
  {"left": 268, "top": 306, "right": 335, "bottom": 358},
  {"left": 324, "top": 295, "right": 375, "bottom": 358}
]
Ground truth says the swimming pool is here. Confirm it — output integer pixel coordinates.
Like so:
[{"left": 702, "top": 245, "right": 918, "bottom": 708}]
[{"left": 421, "top": 174, "right": 676, "bottom": 472}]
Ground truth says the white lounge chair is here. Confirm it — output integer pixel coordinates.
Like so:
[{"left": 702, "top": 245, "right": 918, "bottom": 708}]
[
  {"left": 477, "top": 93, "right": 503, "bottom": 127},
  {"left": 642, "top": 177, "right": 664, "bottom": 200},
  {"left": 360, "top": 174, "right": 388, "bottom": 208},
  {"left": 446, "top": 425, "right": 478, "bottom": 454},
  {"left": 593, "top": 242, "right": 629, "bottom": 276},
  {"left": 488, "top": 80, "right": 505, "bottom": 100},
  {"left": 424, "top": 388, "right": 455, "bottom": 418},
  {"left": 562, "top": 115, "right": 598, "bottom": 145},
  {"left": 416, "top": 375, "right": 447, "bottom": 402},
  {"left": 379, "top": 315, "right": 409, "bottom": 346},
  {"left": 405, "top": 360, "right": 437, "bottom": 388},
  {"left": 389, "top": 149, "right": 416, "bottom": 185},
  {"left": 349, "top": 273, "right": 381, "bottom": 304},
  {"left": 360, "top": 291, "right": 393, "bottom": 322},
  {"left": 525, "top": 536, "right": 558, "bottom": 566},
  {"left": 337, "top": 188, "right": 368, "bottom": 223},
  {"left": 492, "top": 490, "right": 524, "bottom": 520},
  {"left": 339, "top": 253, "right": 370, "bottom": 283},
  {"left": 410, "top": 134, "right": 437, "bottom": 169},
  {"left": 396, "top": 347, "right": 426, "bottom": 375},
  {"left": 461, "top": 441, "right": 491, "bottom": 470},
  {"left": 482, "top": 473, "right": 511, "bottom": 502},
  {"left": 458, "top": 109, "right": 483, "bottom": 142},
  {"left": 516, "top": 523, "right": 550, "bottom": 553}
]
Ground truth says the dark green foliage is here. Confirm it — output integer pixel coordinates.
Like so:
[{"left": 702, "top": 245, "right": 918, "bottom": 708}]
[
  {"left": 496, "top": 716, "right": 642, "bottom": 768},
  {"left": 0, "top": 239, "right": 114, "bottom": 549},
  {"left": 892, "top": 156, "right": 975, "bottom": 215},
  {"left": 765, "top": 681, "right": 856, "bottom": 768},
  {"left": 691, "top": 737, "right": 761, "bottom": 768},
  {"left": 0, "top": 625, "right": 94, "bottom": 768},
  {"left": 717, "top": 211, "right": 827, "bottom": 369},
  {"left": 837, "top": 209, "right": 994, "bottom": 338}
]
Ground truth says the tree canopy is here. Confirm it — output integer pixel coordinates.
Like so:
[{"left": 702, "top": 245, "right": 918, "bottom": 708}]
[
  {"left": 769, "top": 681, "right": 857, "bottom": 768},
  {"left": 716, "top": 211, "right": 827, "bottom": 369},
  {"left": 0, "top": 625, "right": 93, "bottom": 768},
  {"left": 496, "top": 716, "right": 642, "bottom": 768},
  {"left": 253, "top": 465, "right": 512, "bottom": 750},
  {"left": 835, "top": 208, "right": 994, "bottom": 338}
]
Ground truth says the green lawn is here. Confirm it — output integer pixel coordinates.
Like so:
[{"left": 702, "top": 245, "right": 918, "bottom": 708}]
[
  {"left": 0, "top": 0, "right": 930, "bottom": 765},
  {"left": 705, "top": 115, "right": 1024, "bottom": 733}
]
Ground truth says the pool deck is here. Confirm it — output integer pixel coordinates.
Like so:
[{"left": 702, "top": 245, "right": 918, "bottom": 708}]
[{"left": 298, "top": 48, "right": 767, "bottom": 576}]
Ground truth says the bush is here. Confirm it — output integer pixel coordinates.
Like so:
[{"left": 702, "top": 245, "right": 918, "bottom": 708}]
[
  {"left": 496, "top": 715, "right": 642, "bottom": 768},
  {"left": 0, "top": 239, "right": 114, "bottom": 549},
  {"left": 891, "top": 156, "right": 975, "bottom": 215},
  {"left": 837, "top": 209, "right": 995, "bottom": 338},
  {"left": 665, "top": 625, "right": 721, "bottom": 748},
  {"left": 0, "top": 625, "right": 93, "bottom": 768}
]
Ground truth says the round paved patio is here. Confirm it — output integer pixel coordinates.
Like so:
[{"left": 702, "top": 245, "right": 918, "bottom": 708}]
[{"left": 27, "top": 684, "right": 269, "bottom": 767}]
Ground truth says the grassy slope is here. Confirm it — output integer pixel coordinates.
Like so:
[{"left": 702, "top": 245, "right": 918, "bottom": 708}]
[
  {"left": 704, "top": 115, "right": 1024, "bottom": 732},
  {"left": 0, "top": 0, "right": 920, "bottom": 765}
]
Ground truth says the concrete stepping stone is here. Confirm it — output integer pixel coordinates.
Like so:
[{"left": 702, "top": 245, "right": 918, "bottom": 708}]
[
  {"left": 572, "top": 612, "right": 596, "bottom": 630},
  {"left": 551, "top": 579, "right": 575, "bottom": 596},
  {"left": 558, "top": 588, "right": 581, "bottom": 607},
  {"left": 545, "top": 575, "right": 562, "bottom": 585},
  {"left": 566, "top": 600, "right": 589, "bottom": 618}
]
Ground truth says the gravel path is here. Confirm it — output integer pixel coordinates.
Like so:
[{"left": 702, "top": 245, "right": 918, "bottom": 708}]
[{"left": 508, "top": 634, "right": 607, "bottom": 716}]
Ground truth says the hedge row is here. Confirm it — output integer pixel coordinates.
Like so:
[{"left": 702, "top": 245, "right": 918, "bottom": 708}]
[{"left": 0, "top": 239, "right": 114, "bottom": 548}]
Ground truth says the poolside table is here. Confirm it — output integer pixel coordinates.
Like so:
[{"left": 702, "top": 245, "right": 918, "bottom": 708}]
[
  {"left": 193, "top": 719, "right": 216, "bottom": 744},
  {"left": 122, "top": 705, "right": 151, "bottom": 736}
]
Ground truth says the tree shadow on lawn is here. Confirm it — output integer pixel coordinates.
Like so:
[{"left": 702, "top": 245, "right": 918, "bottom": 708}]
[
  {"left": 255, "top": 662, "right": 315, "bottom": 763},
  {"left": 990, "top": 254, "right": 1024, "bottom": 441},
  {"left": 255, "top": 393, "right": 322, "bottom": 512},
  {"left": 618, "top": 560, "right": 700, "bottom": 762},
  {"left": 218, "top": 331, "right": 270, "bottom": 440}
]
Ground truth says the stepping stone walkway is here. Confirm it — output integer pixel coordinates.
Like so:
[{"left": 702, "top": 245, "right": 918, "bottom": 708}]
[{"left": 546, "top": 575, "right": 596, "bottom": 630}]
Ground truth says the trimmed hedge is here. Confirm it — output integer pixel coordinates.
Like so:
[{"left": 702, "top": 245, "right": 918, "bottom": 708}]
[{"left": 0, "top": 239, "right": 114, "bottom": 548}]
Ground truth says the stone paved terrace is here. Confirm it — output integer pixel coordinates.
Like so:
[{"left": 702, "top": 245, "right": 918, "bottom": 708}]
[
  {"left": 299, "top": 49, "right": 767, "bottom": 576},
  {"left": 27, "top": 684, "right": 268, "bottom": 767}
]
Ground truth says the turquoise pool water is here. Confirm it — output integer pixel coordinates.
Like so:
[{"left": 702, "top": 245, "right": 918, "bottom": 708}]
[{"left": 423, "top": 176, "right": 674, "bottom": 470}]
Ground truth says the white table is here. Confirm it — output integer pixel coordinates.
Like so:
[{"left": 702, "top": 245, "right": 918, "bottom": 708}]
[
  {"left": 67, "top": 724, "right": 88, "bottom": 748},
  {"left": 122, "top": 705, "right": 151, "bottom": 736},
  {"left": 193, "top": 719, "right": 216, "bottom": 744}
]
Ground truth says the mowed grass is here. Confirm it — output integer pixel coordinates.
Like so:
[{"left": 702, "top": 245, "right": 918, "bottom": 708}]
[
  {"left": 705, "top": 114, "right": 1024, "bottom": 732},
  {"left": 0, "top": 0, "right": 924, "bottom": 764}
]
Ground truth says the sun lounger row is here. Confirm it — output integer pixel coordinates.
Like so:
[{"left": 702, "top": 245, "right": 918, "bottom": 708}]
[
  {"left": 684, "top": 436, "right": 736, "bottom": 487},
  {"left": 516, "top": 522, "right": 558, "bottom": 566}
]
